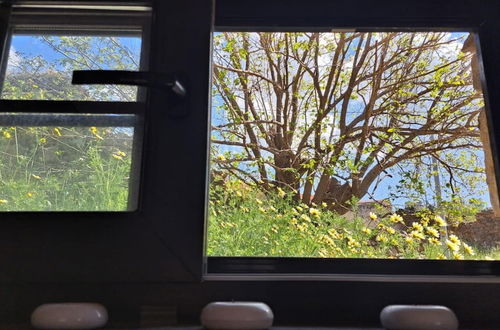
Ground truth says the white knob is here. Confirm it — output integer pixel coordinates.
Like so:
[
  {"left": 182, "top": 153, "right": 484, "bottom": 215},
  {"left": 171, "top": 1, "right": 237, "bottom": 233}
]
[
  {"left": 31, "top": 303, "right": 108, "bottom": 329},
  {"left": 201, "top": 301, "right": 274, "bottom": 330},
  {"left": 380, "top": 305, "right": 458, "bottom": 330}
]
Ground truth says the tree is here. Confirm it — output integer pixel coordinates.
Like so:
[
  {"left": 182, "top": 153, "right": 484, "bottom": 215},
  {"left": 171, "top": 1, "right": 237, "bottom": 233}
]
[{"left": 212, "top": 32, "right": 485, "bottom": 214}]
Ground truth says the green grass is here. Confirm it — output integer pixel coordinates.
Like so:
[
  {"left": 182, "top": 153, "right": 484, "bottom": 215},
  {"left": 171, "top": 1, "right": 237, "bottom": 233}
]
[{"left": 207, "top": 180, "right": 498, "bottom": 260}]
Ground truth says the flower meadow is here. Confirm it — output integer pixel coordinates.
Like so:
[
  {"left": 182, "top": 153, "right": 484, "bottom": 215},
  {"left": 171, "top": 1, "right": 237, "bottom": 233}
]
[
  {"left": 0, "top": 125, "right": 132, "bottom": 211},
  {"left": 207, "top": 178, "right": 498, "bottom": 260}
]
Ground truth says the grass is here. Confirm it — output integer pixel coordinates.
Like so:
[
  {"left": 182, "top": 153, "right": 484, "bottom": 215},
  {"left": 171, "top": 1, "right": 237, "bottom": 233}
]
[{"left": 207, "top": 179, "right": 498, "bottom": 260}]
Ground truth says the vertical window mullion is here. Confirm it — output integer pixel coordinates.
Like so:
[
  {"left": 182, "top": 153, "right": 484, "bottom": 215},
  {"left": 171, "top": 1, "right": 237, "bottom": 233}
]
[{"left": 0, "top": 3, "right": 11, "bottom": 92}]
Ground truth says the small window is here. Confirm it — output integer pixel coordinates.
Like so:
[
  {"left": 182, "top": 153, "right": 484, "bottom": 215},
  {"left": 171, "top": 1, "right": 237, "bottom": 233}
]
[
  {"left": 0, "top": 5, "right": 150, "bottom": 211},
  {"left": 208, "top": 31, "right": 498, "bottom": 261}
]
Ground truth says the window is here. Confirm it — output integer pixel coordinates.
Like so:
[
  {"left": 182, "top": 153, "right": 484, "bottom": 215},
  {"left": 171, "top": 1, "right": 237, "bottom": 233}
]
[
  {"left": 0, "top": 0, "right": 498, "bottom": 328},
  {"left": 205, "top": 0, "right": 500, "bottom": 278},
  {"left": 0, "top": 4, "right": 150, "bottom": 211},
  {"left": 207, "top": 31, "right": 498, "bottom": 262}
]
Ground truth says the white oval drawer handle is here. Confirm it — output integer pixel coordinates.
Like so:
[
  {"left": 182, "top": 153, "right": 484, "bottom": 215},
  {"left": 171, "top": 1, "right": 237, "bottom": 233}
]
[
  {"left": 31, "top": 302, "right": 108, "bottom": 329},
  {"left": 201, "top": 301, "right": 274, "bottom": 330},
  {"left": 380, "top": 304, "right": 458, "bottom": 330}
]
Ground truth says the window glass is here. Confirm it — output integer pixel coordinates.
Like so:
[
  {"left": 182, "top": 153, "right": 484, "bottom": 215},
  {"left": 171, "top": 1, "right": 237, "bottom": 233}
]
[
  {"left": 0, "top": 113, "right": 136, "bottom": 211},
  {"left": 1, "top": 34, "right": 142, "bottom": 101},
  {"left": 208, "top": 31, "right": 499, "bottom": 261}
]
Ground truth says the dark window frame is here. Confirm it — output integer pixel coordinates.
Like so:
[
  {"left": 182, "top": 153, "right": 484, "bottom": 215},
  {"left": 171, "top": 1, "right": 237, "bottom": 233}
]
[
  {"left": 205, "top": 0, "right": 500, "bottom": 280},
  {"left": 0, "top": 4, "right": 151, "bottom": 214}
]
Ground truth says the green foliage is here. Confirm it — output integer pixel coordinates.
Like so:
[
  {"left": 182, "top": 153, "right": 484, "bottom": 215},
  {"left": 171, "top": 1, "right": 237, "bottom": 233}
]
[
  {"left": 207, "top": 179, "right": 494, "bottom": 260},
  {"left": 0, "top": 126, "right": 132, "bottom": 211}
]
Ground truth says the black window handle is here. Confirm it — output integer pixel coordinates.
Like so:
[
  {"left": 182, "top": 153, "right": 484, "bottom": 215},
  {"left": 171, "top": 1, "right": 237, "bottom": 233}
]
[{"left": 72, "top": 70, "right": 188, "bottom": 117}]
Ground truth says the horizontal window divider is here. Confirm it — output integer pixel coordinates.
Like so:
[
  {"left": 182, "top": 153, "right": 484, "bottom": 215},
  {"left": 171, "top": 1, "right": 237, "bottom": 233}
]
[
  {"left": 9, "top": 10, "right": 150, "bottom": 33},
  {"left": 203, "top": 273, "right": 500, "bottom": 283},
  {"left": 207, "top": 257, "right": 500, "bottom": 277},
  {"left": 11, "top": 26, "right": 143, "bottom": 36},
  {"left": 0, "top": 100, "right": 145, "bottom": 115},
  {"left": 0, "top": 210, "right": 140, "bottom": 218},
  {"left": 0, "top": 112, "right": 138, "bottom": 127}
]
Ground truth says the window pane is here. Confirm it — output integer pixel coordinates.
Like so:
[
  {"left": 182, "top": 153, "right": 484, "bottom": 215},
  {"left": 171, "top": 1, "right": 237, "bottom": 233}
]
[
  {"left": 208, "top": 31, "right": 499, "bottom": 260},
  {"left": 0, "top": 113, "right": 137, "bottom": 211},
  {"left": 1, "top": 34, "right": 142, "bottom": 101}
]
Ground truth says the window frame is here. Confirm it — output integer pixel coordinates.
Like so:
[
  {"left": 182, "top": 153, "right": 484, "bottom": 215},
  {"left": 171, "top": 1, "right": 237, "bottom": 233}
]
[
  {"left": 0, "top": 4, "right": 151, "bottom": 213},
  {"left": 0, "top": 1, "right": 498, "bottom": 328},
  {"left": 205, "top": 0, "right": 500, "bottom": 281}
]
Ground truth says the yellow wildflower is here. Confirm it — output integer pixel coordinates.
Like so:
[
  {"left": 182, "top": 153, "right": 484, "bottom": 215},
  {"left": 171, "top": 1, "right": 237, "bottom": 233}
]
[
  {"left": 426, "top": 227, "right": 439, "bottom": 238},
  {"left": 410, "top": 230, "right": 425, "bottom": 240},
  {"left": 216, "top": 154, "right": 226, "bottom": 161},
  {"left": 301, "top": 204, "right": 309, "bottom": 209},
  {"left": 112, "top": 154, "right": 123, "bottom": 160},
  {"left": 462, "top": 243, "right": 475, "bottom": 256},
  {"left": 429, "top": 238, "right": 441, "bottom": 246},
  {"left": 39, "top": 137, "right": 47, "bottom": 144},
  {"left": 362, "top": 227, "right": 372, "bottom": 235},
  {"left": 290, "top": 218, "right": 298, "bottom": 225},
  {"left": 389, "top": 213, "right": 403, "bottom": 223},
  {"left": 255, "top": 198, "right": 263, "bottom": 205},
  {"left": 386, "top": 227, "right": 396, "bottom": 235},
  {"left": 347, "top": 236, "right": 360, "bottom": 247},
  {"left": 436, "top": 254, "right": 446, "bottom": 260},
  {"left": 449, "top": 234, "right": 460, "bottom": 245},
  {"left": 31, "top": 174, "right": 42, "bottom": 180},
  {"left": 116, "top": 151, "right": 126, "bottom": 157},
  {"left": 236, "top": 191, "right": 242, "bottom": 197},
  {"left": 321, "top": 235, "right": 335, "bottom": 246},
  {"left": 296, "top": 223, "right": 307, "bottom": 232},
  {"left": 434, "top": 215, "right": 447, "bottom": 227},
  {"left": 445, "top": 239, "right": 460, "bottom": 252},
  {"left": 376, "top": 235, "right": 388, "bottom": 243},
  {"left": 0, "top": 199, "right": 7, "bottom": 204},
  {"left": 328, "top": 229, "right": 340, "bottom": 239},
  {"left": 89, "top": 127, "right": 103, "bottom": 140},
  {"left": 26, "top": 192, "right": 34, "bottom": 198},
  {"left": 53, "top": 128, "right": 62, "bottom": 137},
  {"left": 291, "top": 209, "right": 299, "bottom": 216},
  {"left": 405, "top": 236, "right": 413, "bottom": 243},
  {"left": 296, "top": 206, "right": 303, "bottom": 212},
  {"left": 453, "top": 252, "right": 464, "bottom": 260},
  {"left": 318, "top": 249, "right": 329, "bottom": 258},
  {"left": 3, "top": 131, "right": 11, "bottom": 139},
  {"left": 258, "top": 207, "right": 267, "bottom": 213},
  {"left": 321, "top": 202, "right": 328, "bottom": 208},
  {"left": 309, "top": 208, "right": 320, "bottom": 217},
  {"left": 271, "top": 225, "right": 279, "bottom": 234},
  {"left": 369, "top": 212, "right": 378, "bottom": 221},
  {"left": 412, "top": 222, "right": 423, "bottom": 232},
  {"left": 300, "top": 214, "right": 311, "bottom": 222},
  {"left": 277, "top": 187, "right": 286, "bottom": 198}
]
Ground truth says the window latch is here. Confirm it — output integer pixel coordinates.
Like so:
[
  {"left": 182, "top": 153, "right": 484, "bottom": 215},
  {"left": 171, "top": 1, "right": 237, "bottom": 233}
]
[{"left": 72, "top": 70, "right": 188, "bottom": 117}]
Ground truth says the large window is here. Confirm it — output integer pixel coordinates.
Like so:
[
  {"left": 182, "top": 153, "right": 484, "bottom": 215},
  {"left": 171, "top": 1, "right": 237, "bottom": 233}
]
[
  {"left": 205, "top": 0, "right": 500, "bottom": 278},
  {"left": 207, "top": 31, "right": 498, "bottom": 262}
]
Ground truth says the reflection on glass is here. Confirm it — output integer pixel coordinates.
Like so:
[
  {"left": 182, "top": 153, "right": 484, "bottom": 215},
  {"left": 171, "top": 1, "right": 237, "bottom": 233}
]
[
  {"left": 208, "top": 31, "right": 499, "bottom": 260},
  {"left": 0, "top": 114, "right": 135, "bottom": 211},
  {"left": 1, "top": 35, "right": 142, "bottom": 101}
]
